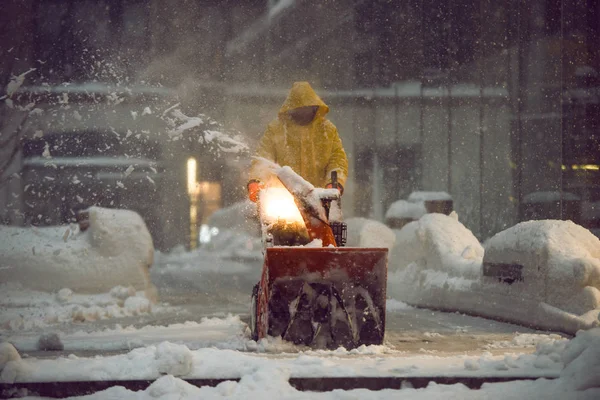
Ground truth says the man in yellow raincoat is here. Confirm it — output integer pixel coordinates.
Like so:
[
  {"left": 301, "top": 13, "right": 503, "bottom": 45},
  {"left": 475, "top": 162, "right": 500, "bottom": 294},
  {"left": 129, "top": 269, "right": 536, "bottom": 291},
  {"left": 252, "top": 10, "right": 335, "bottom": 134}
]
[{"left": 247, "top": 82, "right": 348, "bottom": 202}]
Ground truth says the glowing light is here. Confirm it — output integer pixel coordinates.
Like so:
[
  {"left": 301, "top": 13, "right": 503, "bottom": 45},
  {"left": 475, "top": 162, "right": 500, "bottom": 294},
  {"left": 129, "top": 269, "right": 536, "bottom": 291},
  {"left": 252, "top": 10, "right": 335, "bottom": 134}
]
[
  {"left": 199, "top": 224, "right": 220, "bottom": 245},
  {"left": 187, "top": 158, "right": 198, "bottom": 196},
  {"left": 260, "top": 187, "right": 304, "bottom": 223},
  {"left": 569, "top": 164, "right": 599, "bottom": 171}
]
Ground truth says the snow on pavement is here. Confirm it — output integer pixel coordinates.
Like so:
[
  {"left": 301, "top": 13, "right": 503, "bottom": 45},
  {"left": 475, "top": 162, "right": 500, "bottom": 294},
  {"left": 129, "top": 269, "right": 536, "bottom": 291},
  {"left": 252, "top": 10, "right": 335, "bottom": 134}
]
[
  {"left": 3, "top": 329, "right": 600, "bottom": 400},
  {"left": 5, "top": 315, "right": 252, "bottom": 353},
  {"left": 0, "top": 333, "right": 567, "bottom": 383},
  {"left": 0, "top": 283, "right": 173, "bottom": 339}
]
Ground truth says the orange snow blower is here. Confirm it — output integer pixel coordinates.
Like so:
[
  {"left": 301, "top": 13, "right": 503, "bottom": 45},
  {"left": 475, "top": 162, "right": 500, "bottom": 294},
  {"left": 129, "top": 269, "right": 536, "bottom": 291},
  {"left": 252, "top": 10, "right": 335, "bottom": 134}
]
[{"left": 250, "top": 168, "right": 388, "bottom": 349}]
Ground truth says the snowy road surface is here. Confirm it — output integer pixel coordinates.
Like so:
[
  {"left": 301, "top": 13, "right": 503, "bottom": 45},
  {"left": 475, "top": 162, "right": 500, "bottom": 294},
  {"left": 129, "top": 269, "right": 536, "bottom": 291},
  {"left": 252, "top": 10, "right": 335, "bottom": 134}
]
[
  {"left": 2, "top": 247, "right": 599, "bottom": 399},
  {"left": 2, "top": 247, "right": 562, "bottom": 357}
]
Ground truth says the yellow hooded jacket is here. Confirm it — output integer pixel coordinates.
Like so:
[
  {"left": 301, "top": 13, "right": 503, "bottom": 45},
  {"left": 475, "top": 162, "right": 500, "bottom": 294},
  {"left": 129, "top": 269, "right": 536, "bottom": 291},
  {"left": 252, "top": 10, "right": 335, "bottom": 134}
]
[{"left": 249, "top": 82, "right": 348, "bottom": 188}]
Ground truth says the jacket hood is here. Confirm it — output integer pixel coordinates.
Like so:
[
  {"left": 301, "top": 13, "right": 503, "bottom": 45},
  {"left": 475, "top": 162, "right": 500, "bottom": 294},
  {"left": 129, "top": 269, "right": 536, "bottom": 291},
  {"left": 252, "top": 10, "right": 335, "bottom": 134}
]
[{"left": 279, "top": 82, "right": 329, "bottom": 119}]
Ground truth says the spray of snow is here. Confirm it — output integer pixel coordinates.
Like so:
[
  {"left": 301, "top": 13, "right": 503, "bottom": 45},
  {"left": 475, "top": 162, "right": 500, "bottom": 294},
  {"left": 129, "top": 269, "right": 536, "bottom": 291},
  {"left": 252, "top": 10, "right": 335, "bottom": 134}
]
[
  {"left": 3, "top": 68, "right": 36, "bottom": 98},
  {"left": 165, "top": 108, "right": 248, "bottom": 153}
]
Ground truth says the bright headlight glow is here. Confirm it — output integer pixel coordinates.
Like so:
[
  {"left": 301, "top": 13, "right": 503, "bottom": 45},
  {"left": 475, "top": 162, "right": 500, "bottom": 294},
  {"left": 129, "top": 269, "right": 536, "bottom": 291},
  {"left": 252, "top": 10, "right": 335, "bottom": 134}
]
[{"left": 260, "top": 187, "right": 304, "bottom": 224}]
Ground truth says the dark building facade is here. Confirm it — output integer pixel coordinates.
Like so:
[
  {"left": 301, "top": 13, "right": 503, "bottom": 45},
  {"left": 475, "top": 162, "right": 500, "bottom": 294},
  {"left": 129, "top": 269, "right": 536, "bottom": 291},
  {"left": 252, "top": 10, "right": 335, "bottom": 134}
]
[
  {"left": 2, "top": 0, "right": 599, "bottom": 241},
  {"left": 224, "top": 0, "right": 600, "bottom": 238}
]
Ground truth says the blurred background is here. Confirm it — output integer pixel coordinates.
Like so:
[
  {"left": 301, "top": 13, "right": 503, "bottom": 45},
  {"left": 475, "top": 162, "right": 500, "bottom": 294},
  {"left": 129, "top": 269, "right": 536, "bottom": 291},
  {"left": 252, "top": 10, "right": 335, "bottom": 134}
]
[{"left": 1, "top": 0, "right": 599, "bottom": 250}]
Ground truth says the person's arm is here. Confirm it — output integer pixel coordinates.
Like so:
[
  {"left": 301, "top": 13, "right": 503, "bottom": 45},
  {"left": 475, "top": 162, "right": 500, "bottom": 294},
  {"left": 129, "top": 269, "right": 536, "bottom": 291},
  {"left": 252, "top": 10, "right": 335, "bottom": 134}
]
[{"left": 326, "top": 125, "right": 348, "bottom": 189}]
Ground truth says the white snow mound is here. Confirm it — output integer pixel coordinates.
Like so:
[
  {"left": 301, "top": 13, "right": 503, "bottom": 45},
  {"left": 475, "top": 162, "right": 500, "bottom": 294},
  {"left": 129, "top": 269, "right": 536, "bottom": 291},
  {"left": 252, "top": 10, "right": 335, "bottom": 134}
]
[
  {"left": 385, "top": 199, "right": 427, "bottom": 220},
  {"left": 388, "top": 216, "right": 600, "bottom": 335},
  {"left": 0, "top": 342, "right": 20, "bottom": 372},
  {"left": 346, "top": 217, "right": 396, "bottom": 249},
  {"left": 155, "top": 342, "right": 193, "bottom": 377},
  {"left": 0, "top": 207, "right": 154, "bottom": 294},
  {"left": 390, "top": 213, "right": 483, "bottom": 278},
  {"left": 559, "top": 328, "right": 600, "bottom": 391},
  {"left": 484, "top": 220, "right": 600, "bottom": 315}
]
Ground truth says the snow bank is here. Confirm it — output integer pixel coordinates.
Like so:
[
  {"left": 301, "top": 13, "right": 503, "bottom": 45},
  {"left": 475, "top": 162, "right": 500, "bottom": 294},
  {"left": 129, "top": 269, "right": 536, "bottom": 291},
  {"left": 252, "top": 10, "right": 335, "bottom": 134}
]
[
  {"left": 0, "top": 338, "right": 563, "bottom": 385},
  {"left": 385, "top": 200, "right": 427, "bottom": 220},
  {"left": 388, "top": 216, "right": 600, "bottom": 334},
  {"left": 0, "top": 342, "right": 20, "bottom": 372},
  {"left": 559, "top": 328, "right": 600, "bottom": 391},
  {"left": 389, "top": 213, "right": 483, "bottom": 278},
  {"left": 407, "top": 191, "right": 452, "bottom": 202},
  {"left": 484, "top": 220, "right": 600, "bottom": 316},
  {"left": 346, "top": 217, "right": 395, "bottom": 249},
  {"left": 0, "top": 207, "right": 153, "bottom": 294},
  {"left": 5, "top": 330, "right": 600, "bottom": 398}
]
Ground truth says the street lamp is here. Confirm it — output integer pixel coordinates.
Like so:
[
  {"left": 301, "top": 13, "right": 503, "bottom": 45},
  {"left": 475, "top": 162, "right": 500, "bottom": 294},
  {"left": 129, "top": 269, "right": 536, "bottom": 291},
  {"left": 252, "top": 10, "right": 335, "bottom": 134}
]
[{"left": 187, "top": 157, "right": 199, "bottom": 250}]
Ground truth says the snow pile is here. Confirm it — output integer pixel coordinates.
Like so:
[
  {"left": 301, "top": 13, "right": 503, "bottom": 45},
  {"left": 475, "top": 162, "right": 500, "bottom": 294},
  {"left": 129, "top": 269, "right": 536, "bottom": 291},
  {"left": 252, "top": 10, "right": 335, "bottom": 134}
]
[
  {"left": 484, "top": 220, "right": 600, "bottom": 317},
  {"left": 0, "top": 342, "right": 24, "bottom": 385},
  {"left": 346, "top": 217, "right": 396, "bottom": 249},
  {"left": 0, "top": 343, "right": 20, "bottom": 372},
  {"left": 385, "top": 199, "right": 427, "bottom": 220},
  {"left": 0, "top": 283, "right": 158, "bottom": 332},
  {"left": 155, "top": 342, "right": 194, "bottom": 376},
  {"left": 407, "top": 191, "right": 453, "bottom": 202},
  {"left": 0, "top": 207, "right": 154, "bottom": 294},
  {"left": 0, "top": 339, "right": 564, "bottom": 385},
  {"left": 388, "top": 216, "right": 600, "bottom": 334},
  {"left": 389, "top": 212, "right": 483, "bottom": 278},
  {"left": 559, "top": 328, "right": 600, "bottom": 391}
]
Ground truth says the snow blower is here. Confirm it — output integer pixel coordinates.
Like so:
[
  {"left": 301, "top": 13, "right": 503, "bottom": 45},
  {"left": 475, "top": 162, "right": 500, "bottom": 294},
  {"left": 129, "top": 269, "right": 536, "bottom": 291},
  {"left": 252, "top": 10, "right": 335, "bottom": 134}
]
[{"left": 250, "top": 167, "right": 388, "bottom": 349}]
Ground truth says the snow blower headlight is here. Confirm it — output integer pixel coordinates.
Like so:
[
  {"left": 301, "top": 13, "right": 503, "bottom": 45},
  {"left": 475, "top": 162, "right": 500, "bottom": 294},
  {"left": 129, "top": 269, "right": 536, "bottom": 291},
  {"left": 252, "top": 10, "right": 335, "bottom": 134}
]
[{"left": 260, "top": 187, "right": 304, "bottom": 224}]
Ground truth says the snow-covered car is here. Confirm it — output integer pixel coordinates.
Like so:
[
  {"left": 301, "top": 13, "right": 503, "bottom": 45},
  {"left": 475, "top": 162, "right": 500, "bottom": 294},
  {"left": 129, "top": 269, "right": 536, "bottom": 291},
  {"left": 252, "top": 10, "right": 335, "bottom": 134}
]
[
  {"left": 387, "top": 213, "right": 600, "bottom": 334},
  {"left": 483, "top": 220, "right": 600, "bottom": 326}
]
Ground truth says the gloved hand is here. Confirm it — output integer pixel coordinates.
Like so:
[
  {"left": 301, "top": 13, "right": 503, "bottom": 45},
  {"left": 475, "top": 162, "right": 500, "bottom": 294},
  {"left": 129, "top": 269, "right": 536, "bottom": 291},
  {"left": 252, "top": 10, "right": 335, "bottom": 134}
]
[
  {"left": 247, "top": 180, "right": 264, "bottom": 203},
  {"left": 326, "top": 182, "right": 344, "bottom": 196}
]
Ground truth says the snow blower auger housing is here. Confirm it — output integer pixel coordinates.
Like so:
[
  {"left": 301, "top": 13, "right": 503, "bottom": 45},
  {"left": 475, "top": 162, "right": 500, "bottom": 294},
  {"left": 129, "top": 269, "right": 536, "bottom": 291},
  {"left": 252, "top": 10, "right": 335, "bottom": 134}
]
[{"left": 250, "top": 167, "right": 388, "bottom": 349}]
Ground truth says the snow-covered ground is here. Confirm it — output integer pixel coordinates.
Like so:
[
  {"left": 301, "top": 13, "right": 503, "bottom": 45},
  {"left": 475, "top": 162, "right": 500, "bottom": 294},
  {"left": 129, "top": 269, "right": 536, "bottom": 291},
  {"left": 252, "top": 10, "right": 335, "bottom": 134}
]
[
  {"left": 0, "top": 283, "right": 162, "bottom": 334},
  {"left": 2, "top": 328, "right": 600, "bottom": 399},
  {"left": 2, "top": 201, "right": 600, "bottom": 398}
]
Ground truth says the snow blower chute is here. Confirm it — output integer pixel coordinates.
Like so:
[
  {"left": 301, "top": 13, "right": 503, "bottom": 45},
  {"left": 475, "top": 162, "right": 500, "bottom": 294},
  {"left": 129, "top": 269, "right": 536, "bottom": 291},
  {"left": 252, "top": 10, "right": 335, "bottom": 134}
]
[{"left": 250, "top": 165, "right": 388, "bottom": 349}]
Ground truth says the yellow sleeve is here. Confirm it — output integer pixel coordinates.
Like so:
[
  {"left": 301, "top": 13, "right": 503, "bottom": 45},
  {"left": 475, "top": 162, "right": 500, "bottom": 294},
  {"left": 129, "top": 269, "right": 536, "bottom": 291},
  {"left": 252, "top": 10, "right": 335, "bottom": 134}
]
[
  {"left": 326, "top": 125, "right": 348, "bottom": 187},
  {"left": 248, "top": 124, "right": 277, "bottom": 182}
]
